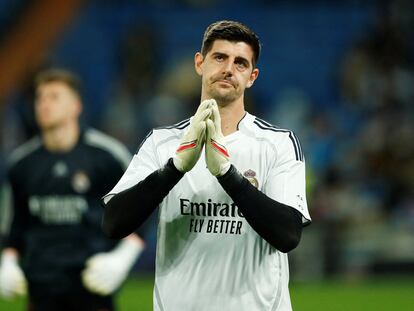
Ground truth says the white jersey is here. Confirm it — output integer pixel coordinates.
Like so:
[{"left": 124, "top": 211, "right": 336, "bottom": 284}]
[{"left": 105, "top": 112, "right": 311, "bottom": 311}]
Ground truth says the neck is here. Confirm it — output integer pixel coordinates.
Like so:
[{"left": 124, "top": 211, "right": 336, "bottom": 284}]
[
  {"left": 217, "top": 98, "right": 245, "bottom": 136},
  {"left": 42, "top": 122, "right": 80, "bottom": 152}
]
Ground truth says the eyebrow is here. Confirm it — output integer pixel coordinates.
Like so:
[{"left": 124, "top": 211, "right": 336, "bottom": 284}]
[
  {"left": 211, "top": 51, "right": 226, "bottom": 58},
  {"left": 235, "top": 56, "right": 250, "bottom": 67}
]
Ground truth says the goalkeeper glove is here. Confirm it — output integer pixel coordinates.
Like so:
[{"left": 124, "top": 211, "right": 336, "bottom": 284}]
[
  {"left": 205, "top": 100, "right": 231, "bottom": 176},
  {"left": 173, "top": 99, "right": 213, "bottom": 172},
  {"left": 81, "top": 236, "right": 144, "bottom": 296},
  {"left": 0, "top": 250, "right": 27, "bottom": 299}
]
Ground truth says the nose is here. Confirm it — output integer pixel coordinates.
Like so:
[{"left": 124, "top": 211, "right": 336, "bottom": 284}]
[{"left": 222, "top": 60, "right": 234, "bottom": 76}]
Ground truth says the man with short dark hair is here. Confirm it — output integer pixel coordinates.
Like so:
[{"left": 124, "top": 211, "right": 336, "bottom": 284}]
[
  {"left": 0, "top": 68, "right": 144, "bottom": 311},
  {"left": 103, "top": 20, "right": 311, "bottom": 310}
]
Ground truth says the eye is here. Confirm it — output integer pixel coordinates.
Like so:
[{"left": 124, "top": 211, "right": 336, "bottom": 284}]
[
  {"left": 215, "top": 54, "right": 224, "bottom": 62},
  {"left": 235, "top": 60, "right": 248, "bottom": 71}
]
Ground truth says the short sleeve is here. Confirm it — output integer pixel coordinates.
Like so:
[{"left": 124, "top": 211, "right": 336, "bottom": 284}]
[
  {"left": 264, "top": 133, "right": 311, "bottom": 225},
  {"left": 102, "top": 131, "right": 160, "bottom": 204}
]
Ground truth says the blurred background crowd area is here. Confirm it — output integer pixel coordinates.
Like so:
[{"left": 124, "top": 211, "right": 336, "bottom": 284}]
[{"left": 0, "top": 0, "right": 413, "bottom": 280}]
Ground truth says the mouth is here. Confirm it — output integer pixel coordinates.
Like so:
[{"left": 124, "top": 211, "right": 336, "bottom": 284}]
[{"left": 215, "top": 79, "right": 234, "bottom": 87}]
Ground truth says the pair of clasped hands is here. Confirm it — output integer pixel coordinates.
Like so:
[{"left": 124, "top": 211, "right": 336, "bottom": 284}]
[{"left": 173, "top": 99, "right": 231, "bottom": 177}]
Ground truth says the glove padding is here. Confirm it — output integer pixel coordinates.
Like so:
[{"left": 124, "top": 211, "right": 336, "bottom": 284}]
[
  {"left": 173, "top": 99, "right": 213, "bottom": 172},
  {"left": 205, "top": 100, "right": 231, "bottom": 176},
  {"left": 81, "top": 238, "right": 144, "bottom": 296},
  {"left": 0, "top": 251, "right": 27, "bottom": 299}
]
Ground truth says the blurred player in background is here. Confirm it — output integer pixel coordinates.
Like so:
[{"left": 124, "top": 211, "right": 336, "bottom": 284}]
[
  {"left": 0, "top": 69, "right": 144, "bottom": 311},
  {"left": 102, "top": 20, "right": 311, "bottom": 310}
]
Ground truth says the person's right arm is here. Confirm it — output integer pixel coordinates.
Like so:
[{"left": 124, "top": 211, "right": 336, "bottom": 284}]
[
  {"left": 0, "top": 179, "right": 28, "bottom": 299},
  {"left": 102, "top": 158, "right": 183, "bottom": 239},
  {"left": 102, "top": 100, "right": 213, "bottom": 239}
]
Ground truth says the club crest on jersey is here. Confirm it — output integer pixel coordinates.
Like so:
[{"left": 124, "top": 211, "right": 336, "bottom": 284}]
[
  {"left": 72, "top": 171, "right": 90, "bottom": 193},
  {"left": 243, "top": 169, "right": 258, "bottom": 188}
]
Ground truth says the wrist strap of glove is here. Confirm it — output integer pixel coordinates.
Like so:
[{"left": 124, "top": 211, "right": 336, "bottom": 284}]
[
  {"left": 167, "top": 157, "right": 185, "bottom": 176},
  {"left": 113, "top": 238, "right": 145, "bottom": 269},
  {"left": 1, "top": 250, "right": 19, "bottom": 266},
  {"left": 216, "top": 165, "right": 246, "bottom": 192}
]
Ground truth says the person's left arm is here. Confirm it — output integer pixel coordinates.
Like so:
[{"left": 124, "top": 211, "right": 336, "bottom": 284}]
[
  {"left": 205, "top": 103, "right": 310, "bottom": 253},
  {"left": 216, "top": 164, "right": 304, "bottom": 253},
  {"left": 82, "top": 137, "right": 145, "bottom": 295},
  {"left": 81, "top": 233, "right": 144, "bottom": 295}
]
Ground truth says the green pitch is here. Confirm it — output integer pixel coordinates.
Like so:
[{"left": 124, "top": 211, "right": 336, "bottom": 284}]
[{"left": 1, "top": 276, "right": 413, "bottom": 310}]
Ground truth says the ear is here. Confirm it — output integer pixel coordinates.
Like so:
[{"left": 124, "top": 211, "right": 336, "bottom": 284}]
[
  {"left": 194, "top": 52, "right": 204, "bottom": 76},
  {"left": 73, "top": 98, "right": 83, "bottom": 118},
  {"left": 246, "top": 68, "right": 259, "bottom": 88}
]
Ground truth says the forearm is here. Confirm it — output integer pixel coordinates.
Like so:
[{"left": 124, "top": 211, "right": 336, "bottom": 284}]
[
  {"left": 5, "top": 230, "right": 24, "bottom": 252},
  {"left": 4, "top": 210, "right": 26, "bottom": 253},
  {"left": 122, "top": 233, "right": 145, "bottom": 247},
  {"left": 102, "top": 158, "right": 183, "bottom": 239},
  {"left": 217, "top": 165, "right": 303, "bottom": 252}
]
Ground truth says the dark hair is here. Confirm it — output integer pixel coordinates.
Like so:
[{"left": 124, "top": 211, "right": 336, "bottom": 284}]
[
  {"left": 201, "top": 20, "right": 261, "bottom": 67},
  {"left": 34, "top": 68, "right": 82, "bottom": 98}
]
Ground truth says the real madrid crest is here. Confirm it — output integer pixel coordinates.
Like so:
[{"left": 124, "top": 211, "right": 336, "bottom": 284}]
[
  {"left": 72, "top": 171, "right": 91, "bottom": 193},
  {"left": 243, "top": 169, "right": 259, "bottom": 188}
]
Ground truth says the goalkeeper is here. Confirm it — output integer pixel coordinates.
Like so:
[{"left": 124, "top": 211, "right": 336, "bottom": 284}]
[
  {"left": 0, "top": 69, "right": 144, "bottom": 311},
  {"left": 102, "top": 20, "right": 311, "bottom": 311}
]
